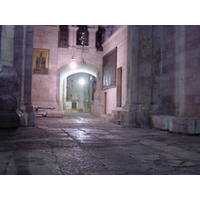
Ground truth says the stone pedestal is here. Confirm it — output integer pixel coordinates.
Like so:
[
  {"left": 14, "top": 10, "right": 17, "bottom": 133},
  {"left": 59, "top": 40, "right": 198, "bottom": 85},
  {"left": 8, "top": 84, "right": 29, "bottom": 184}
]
[{"left": 0, "top": 65, "right": 20, "bottom": 135}]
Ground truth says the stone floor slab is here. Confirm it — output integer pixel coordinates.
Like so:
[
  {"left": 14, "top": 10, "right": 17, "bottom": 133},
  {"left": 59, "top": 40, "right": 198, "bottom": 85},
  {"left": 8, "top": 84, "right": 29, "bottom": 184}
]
[{"left": 0, "top": 113, "right": 200, "bottom": 175}]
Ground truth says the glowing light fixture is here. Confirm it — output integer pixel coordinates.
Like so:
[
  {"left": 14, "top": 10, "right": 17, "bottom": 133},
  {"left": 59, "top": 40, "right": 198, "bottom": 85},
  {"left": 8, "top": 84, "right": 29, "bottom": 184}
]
[
  {"left": 79, "top": 78, "right": 85, "bottom": 85},
  {"left": 70, "top": 56, "right": 76, "bottom": 69}
]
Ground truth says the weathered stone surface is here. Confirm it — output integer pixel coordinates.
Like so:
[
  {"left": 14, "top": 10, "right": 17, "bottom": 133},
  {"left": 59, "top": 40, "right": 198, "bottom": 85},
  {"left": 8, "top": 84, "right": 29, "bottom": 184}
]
[
  {"left": 0, "top": 112, "right": 20, "bottom": 128},
  {"left": 1, "top": 114, "right": 200, "bottom": 175},
  {"left": 0, "top": 66, "right": 20, "bottom": 133},
  {"left": 195, "top": 119, "right": 200, "bottom": 134},
  {"left": 151, "top": 115, "right": 200, "bottom": 134},
  {"left": 150, "top": 115, "right": 169, "bottom": 130},
  {"left": 0, "top": 66, "right": 19, "bottom": 110},
  {"left": 46, "top": 110, "right": 65, "bottom": 118},
  {"left": 169, "top": 117, "right": 196, "bottom": 134}
]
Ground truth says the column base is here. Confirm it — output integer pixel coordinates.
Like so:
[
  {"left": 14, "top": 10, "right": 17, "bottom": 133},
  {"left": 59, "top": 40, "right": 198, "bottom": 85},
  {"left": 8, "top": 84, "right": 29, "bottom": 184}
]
[
  {"left": 120, "top": 103, "right": 151, "bottom": 128},
  {"left": 0, "top": 111, "right": 20, "bottom": 135}
]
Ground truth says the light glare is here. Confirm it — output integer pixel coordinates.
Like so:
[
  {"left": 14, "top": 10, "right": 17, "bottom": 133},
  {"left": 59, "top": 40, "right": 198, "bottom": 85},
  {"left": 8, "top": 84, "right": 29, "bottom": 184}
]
[{"left": 79, "top": 78, "right": 85, "bottom": 85}]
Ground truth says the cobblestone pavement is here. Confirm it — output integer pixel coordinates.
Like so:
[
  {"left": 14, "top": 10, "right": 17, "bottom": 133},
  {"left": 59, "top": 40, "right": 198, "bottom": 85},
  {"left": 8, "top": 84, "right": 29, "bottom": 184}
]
[{"left": 1, "top": 113, "right": 200, "bottom": 175}]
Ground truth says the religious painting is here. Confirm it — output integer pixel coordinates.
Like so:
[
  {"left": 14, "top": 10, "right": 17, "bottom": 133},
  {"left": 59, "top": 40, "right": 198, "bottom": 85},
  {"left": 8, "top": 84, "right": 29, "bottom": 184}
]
[
  {"left": 32, "top": 48, "right": 49, "bottom": 74},
  {"left": 102, "top": 47, "right": 117, "bottom": 89}
]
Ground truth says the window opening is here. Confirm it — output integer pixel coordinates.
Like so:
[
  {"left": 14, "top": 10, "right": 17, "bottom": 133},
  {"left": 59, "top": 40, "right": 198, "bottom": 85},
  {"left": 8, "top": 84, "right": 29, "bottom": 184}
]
[
  {"left": 76, "top": 25, "right": 89, "bottom": 46},
  {"left": 58, "top": 25, "right": 69, "bottom": 48}
]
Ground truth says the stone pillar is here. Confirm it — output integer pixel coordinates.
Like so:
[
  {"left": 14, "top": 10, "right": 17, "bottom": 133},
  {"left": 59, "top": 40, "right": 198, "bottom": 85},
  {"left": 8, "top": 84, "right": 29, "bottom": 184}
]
[
  {"left": 120, "top": 26, "right": 139, "bottom": 127},
  {"left": 121, "top": 25, "right": 162, "bottom": 128},
  {"left": 62, "top": 78, "right": 67, "bottom": 111},
  {"left": 0, "top": 25, "right": 15, "bottom": 67},
  {"left": 88, "top": 26, "right": 98, "bottom": 49},
  {"left": 14, "top": 25, "right": 35, "bottom": 127},
  {"left": 68, "top": 26, "right": 79, "bottom": 47}
]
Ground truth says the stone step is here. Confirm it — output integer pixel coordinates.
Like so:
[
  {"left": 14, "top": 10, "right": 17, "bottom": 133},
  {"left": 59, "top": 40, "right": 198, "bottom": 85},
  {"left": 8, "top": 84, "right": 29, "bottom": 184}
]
[
  {"left": 68, "top": 109, "right": 83, "bottom": 113},
  {"left": 101, "top": 114, "right": 114, "bottom": 121},
  {"left": 101, "top": 111, "right": 121, "bottom": 125}
]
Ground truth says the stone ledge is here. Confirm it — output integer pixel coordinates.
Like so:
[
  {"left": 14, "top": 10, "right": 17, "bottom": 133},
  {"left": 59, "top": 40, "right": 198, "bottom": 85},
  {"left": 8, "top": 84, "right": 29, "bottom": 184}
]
[
  {"left": 46, "top": 111, "right": 65, "bottom": 118},
  {"left": 151, "top": 115, "right": 200, "bottom": 134}
]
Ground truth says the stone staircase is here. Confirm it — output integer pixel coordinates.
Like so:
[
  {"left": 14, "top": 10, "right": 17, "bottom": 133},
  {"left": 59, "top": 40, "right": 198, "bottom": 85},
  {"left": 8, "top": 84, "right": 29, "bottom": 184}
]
[{"left": 101, "top": 110, "right": 121, "bottom": 125}]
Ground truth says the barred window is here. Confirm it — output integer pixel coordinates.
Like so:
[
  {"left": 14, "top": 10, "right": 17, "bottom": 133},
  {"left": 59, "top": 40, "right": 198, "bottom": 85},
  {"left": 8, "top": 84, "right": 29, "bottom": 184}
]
[{"left": 58, "top": 25, "right": 69, "bottom": 48}]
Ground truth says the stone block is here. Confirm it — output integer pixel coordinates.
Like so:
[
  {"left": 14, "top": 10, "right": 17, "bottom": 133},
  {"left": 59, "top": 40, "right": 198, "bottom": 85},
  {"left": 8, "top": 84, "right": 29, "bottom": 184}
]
[
  {"left": 151, "top": 115, "right": 200, "bottom": 135},
  {"left": 150, "top": 115, "right": 169, "bottom": 130},
  {"left": 195, "top": 118, "right": 200, "bottom": 134},
  {"left": 0, "top": 66, "right": 20, "bottom": 135},
  {"left": 0, "top": 66, "right": 19, "bottom": 110},
  {"left": 169, "top": 117, "right": 196, "bottom": 134},
  {"left": 46, "top": 110, "right": 65, "bottom": 118}
]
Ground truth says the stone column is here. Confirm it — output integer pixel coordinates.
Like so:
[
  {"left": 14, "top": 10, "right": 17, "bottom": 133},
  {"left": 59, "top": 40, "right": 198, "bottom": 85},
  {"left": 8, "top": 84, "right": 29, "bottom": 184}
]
[
  {"left": 0, "top": 25, "right": 14, "bottom": 67},
  {"left": 88, "top": 26, "right": 98, "bottom": 49},
  {"left": 121, "top": 25, "right": 162, "bottom": 128},
  {"left": 14, "top": 25, "right": 35, "bottom": 127},
  {"left": 120, "top": 25, "right": 139, "bottom": 127},
  {"left": 68, "top": 26, "right": 79, "bottom": 47},
  {"left": 62, "top": 78, "right": 67, "bottom": 111}
]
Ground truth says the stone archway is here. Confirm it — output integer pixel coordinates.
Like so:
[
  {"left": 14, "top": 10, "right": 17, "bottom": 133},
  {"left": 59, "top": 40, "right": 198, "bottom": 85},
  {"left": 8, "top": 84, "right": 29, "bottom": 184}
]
[
  {"left": 64, "top": 72, "right": 96, "bottom": 113},
  {"left": 58, "top": 61, "right": 100, "bottom": 113}
]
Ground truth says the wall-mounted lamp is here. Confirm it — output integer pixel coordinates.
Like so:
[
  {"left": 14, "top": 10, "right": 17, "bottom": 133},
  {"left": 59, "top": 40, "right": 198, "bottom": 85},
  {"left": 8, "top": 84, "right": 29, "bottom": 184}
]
[{"left": 70, "top": 56, "right": 76, "bottom": 69}]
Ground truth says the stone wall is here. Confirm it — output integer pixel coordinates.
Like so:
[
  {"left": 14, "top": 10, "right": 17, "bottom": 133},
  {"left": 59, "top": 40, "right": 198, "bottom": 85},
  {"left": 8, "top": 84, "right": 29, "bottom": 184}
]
[
  {"left": 92, "top": 26, "right": 128, "bottom": 116},
  {"left": 162, "top": 25, "right": 200, "bottom": 117},
  {"left": 32, "top": 25, "right": 102, "bottom": 112},
  {"left": 32, "top": 26, "right": 59, "bottom": 110},
  {"left": 150, "top": 25, "right": 200, "bottom": 134}
]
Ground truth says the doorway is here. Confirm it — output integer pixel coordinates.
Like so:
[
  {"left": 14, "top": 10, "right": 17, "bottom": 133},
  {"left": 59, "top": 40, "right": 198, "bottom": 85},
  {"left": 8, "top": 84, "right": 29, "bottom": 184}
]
[{"left": 65, "top": 72, "right": 96, "bottom": 113}]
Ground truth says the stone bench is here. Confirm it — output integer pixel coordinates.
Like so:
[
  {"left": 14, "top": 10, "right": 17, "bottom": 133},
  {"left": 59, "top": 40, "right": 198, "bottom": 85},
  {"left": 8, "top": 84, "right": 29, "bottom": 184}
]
[
  {"left": 33, "top": 107, "right": 55, "bottom": 117},
  {"left": 33, "top": 107, "right": 64, "bottom": 118},
  {"left": 151, "top": 115, "right": 200, "bottom": 134},
  {"left": 34, "top": 108, "right": 47, "bottom": 117},
  {"left": 46, "top": 110, "right": 65, "bottom": 118}
]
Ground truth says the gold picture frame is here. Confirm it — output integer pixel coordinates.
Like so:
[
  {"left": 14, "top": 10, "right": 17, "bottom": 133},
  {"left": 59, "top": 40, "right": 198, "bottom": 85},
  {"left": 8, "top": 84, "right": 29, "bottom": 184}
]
[{"left": 32, "top": 48, "right": 49, "bottom": 74}]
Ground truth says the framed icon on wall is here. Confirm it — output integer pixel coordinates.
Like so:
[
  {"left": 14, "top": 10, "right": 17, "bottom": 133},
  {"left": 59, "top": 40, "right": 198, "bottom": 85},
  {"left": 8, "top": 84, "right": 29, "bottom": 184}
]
[{"left": 32, "top": 48, "right": 49, "bottom": 74}]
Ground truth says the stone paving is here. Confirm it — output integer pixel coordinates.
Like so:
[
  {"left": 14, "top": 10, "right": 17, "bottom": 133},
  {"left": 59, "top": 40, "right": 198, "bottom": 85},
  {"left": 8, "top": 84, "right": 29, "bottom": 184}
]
[{"left": 0, "top": 113, "right": 200, "bottom": 175}]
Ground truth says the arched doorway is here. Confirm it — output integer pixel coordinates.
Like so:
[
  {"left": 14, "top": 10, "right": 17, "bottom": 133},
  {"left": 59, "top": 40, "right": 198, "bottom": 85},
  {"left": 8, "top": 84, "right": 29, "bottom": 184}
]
[
  {"left": 65, "top": 72, "right": 96, "bottom": 113},
  {"left": 58, "top": 61, "right": 100, "bottom": 114}
]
